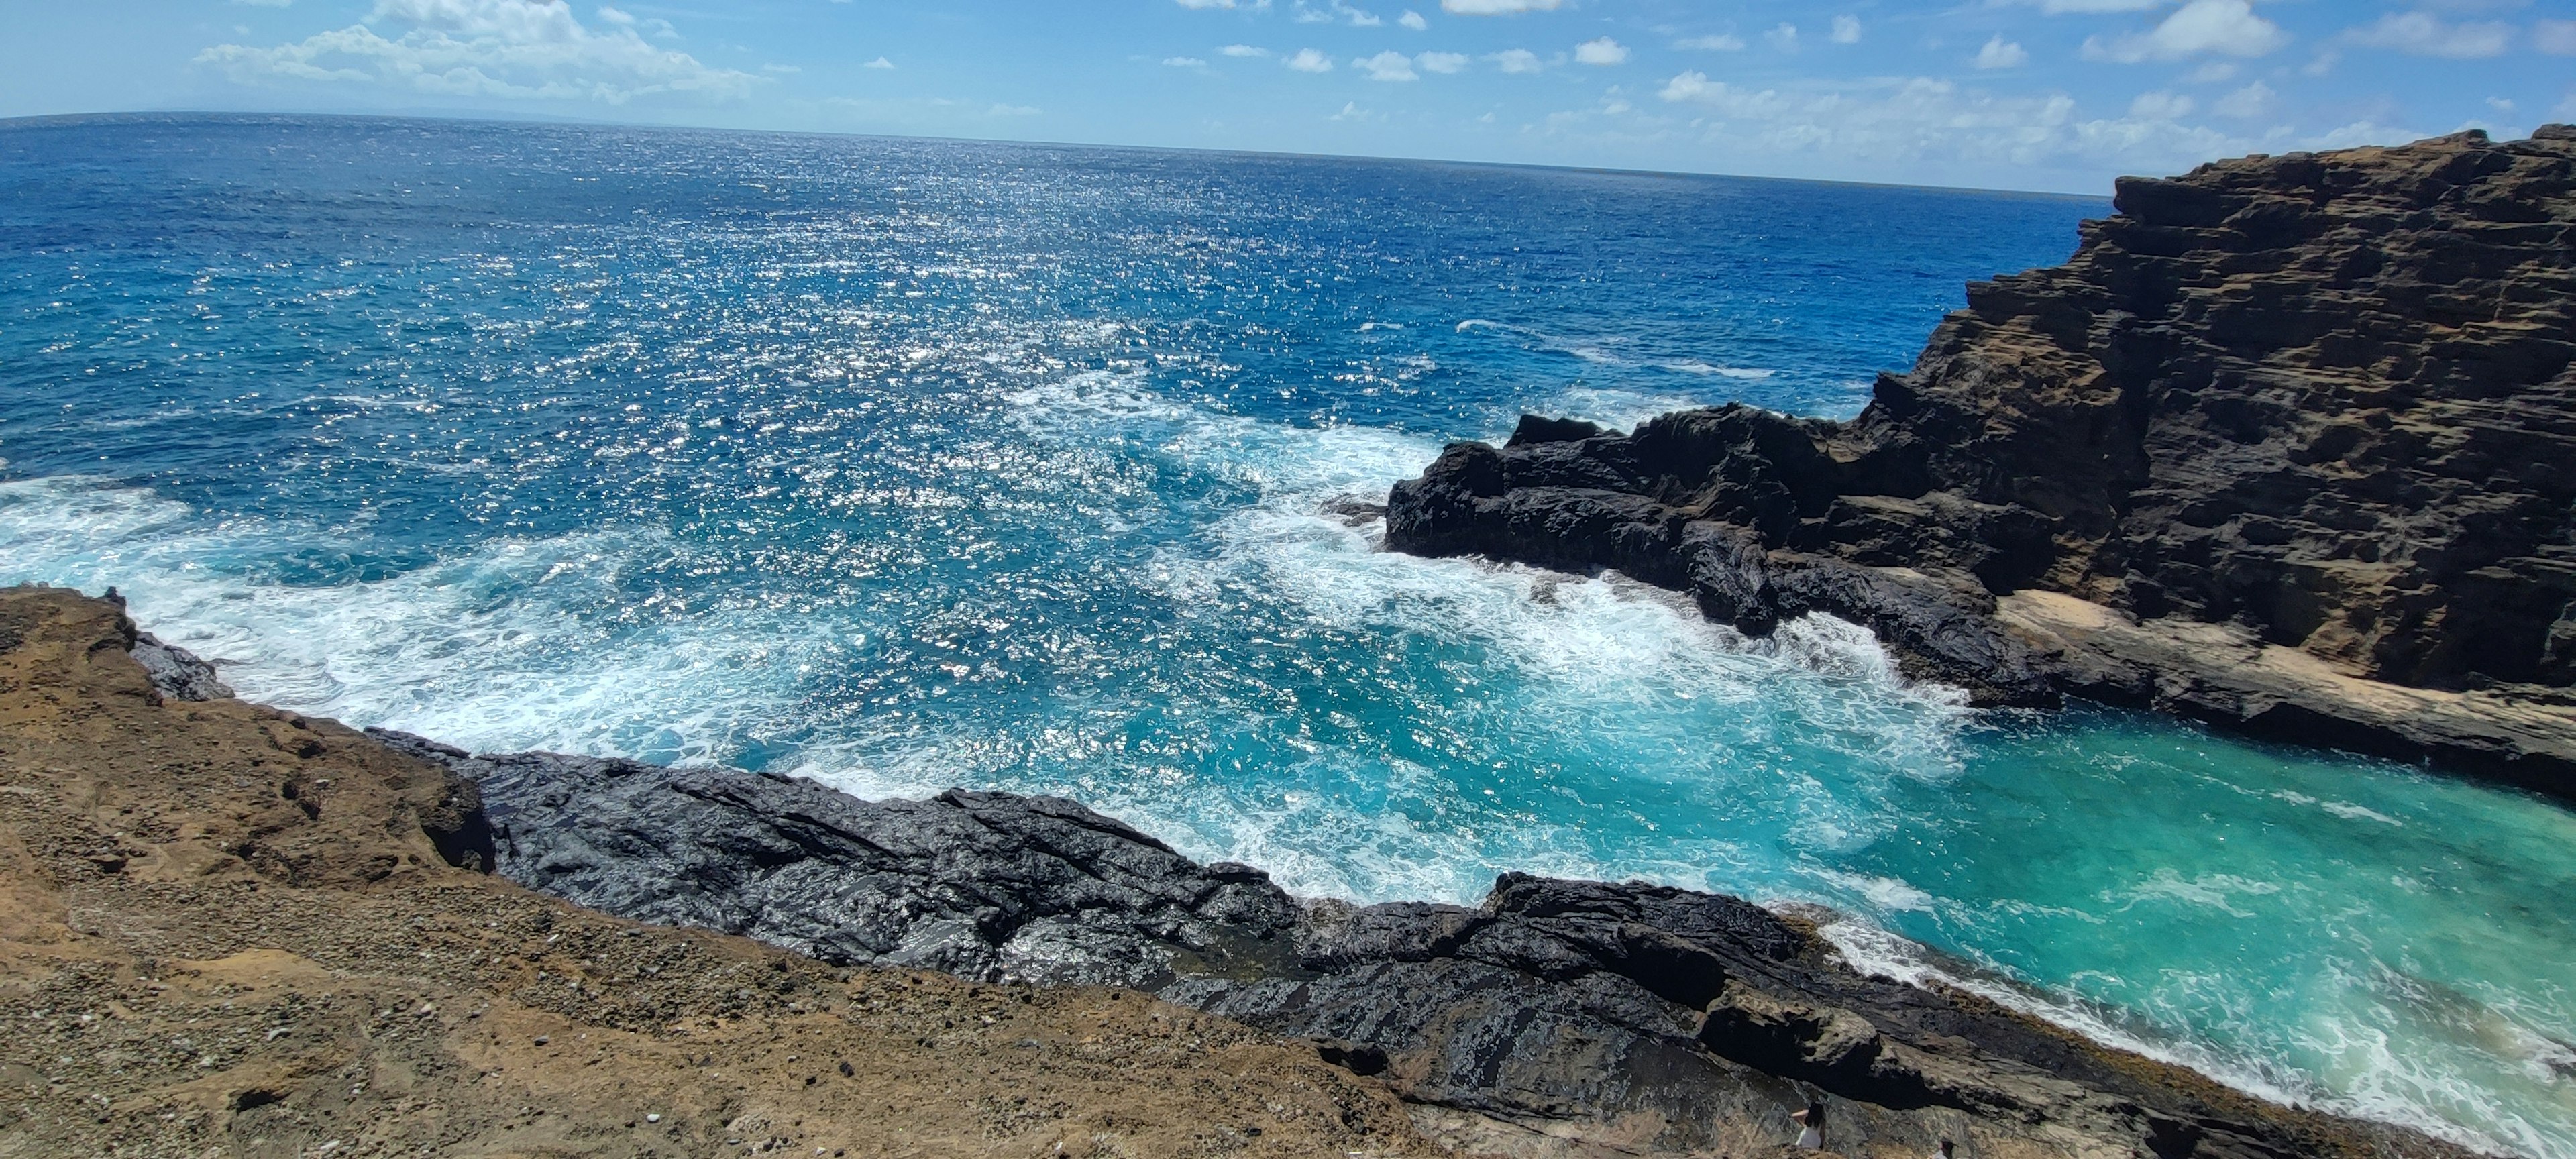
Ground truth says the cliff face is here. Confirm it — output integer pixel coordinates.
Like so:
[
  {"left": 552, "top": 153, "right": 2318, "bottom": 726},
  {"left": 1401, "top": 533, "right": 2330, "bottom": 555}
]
[{"left": 1387, "top": 127, "right": 2576, "bottom": 789}]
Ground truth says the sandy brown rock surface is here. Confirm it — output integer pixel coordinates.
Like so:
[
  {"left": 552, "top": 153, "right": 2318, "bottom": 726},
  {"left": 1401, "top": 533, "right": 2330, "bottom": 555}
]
[{"left": 0, "top": 586, "right": 1438, "bottom": 1158}]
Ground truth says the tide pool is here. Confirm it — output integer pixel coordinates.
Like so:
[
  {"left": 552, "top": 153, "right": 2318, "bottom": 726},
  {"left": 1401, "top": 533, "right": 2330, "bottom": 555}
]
[{"left": 3, "top": 115, "right": 2571, "bottom": 1158}]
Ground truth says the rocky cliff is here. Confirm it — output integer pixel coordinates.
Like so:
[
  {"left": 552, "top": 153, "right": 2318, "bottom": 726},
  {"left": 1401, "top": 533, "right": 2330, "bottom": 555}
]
[{"left": 1385, "top": 127, "right": 2576, "bottom": 794}]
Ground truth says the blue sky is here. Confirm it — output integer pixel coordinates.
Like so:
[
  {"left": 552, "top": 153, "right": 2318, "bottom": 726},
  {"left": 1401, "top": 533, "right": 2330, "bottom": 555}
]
[{"left": 3, "top": 1, "right": 2571, "bottom": 192}]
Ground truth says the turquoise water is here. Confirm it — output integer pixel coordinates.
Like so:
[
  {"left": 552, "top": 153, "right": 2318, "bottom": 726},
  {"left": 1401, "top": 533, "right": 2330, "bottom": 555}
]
[{"left": 3, "top": 115, "right": 2571, "bottom": 1158}]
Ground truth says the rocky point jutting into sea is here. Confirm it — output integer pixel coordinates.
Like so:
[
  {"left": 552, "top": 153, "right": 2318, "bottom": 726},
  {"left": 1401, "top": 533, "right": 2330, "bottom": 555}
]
[{"left": 1389, "top": 127, "right": 2576, "bottom": 797}]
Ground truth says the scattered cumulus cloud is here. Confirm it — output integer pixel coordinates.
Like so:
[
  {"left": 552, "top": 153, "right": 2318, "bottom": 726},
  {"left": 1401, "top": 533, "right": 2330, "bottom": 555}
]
[
  {"left": 1831, "top": 16, "right": 1862, "bottom": 44},
  {"left": 1675, "top": 34, "right": 1745, "bottom": 51},
  {"left": 1440, "top": 0, "right": 1558, "bottom": 12},
  {"left": 1574, "top": 36, "right": 1628, "bottom": 65},
  {"left": 2129, "top": 90, "right": 2194, "bottom": 119},
  {"left": 2540, "top": 21, "right": 2576, "bottom": 55},
  {"left": 1357, "top": 50, "right": 1418, "bottom": 80},
  {"left": 2212, "top": 80, "right": 2274, "bottom": 118},
  {"left": 195, "top": 0, "right": 756, "bottom": 103},
  {"left": 2183, "top": 60, "right": 2237, "bottom": 83},
  {"left": 1399, "top": 9, "right": 1428, "bottom": 30},
  {"left": 1285, "top": 46, "right": 1335, "bottom": 72},
  {"left": 1416, "top": 50, "right": 1468, "bottom": 73},
  {"left": 1163, "top": 56, "right": 1208, "bottom": 67},
  {"left": 1975, "top": 36, "right": 2029, "bottom": 69},
  {"left": 2083, "top": 0, "right": 2289, "bottom": 63},
  {"left": 1490, "top": 47, "right": 1544, "bottom": 72},
  {"left": 864, "top": 56, "right": 894, "bottom": 69},
  {"left": 759, "top": 62, "right": 798, "bottom": 74},
  {"left": 2026, "top": 0, "right": 2161, "bottom": 11},
  {"left": 1653, "top": 70, "right": 2275, "bottom": 180},
  {"left": 1766, "top": 23, "right": 1799, "bottom": 50},
  {"left": 1175, "top": 0, "right": 1238, "bottom": 8},
  {"left": 2344, "top": 11, "right": 2512, "bottom": 59},
  {"left": 1296, "top": 1, "right": 1383, "bottom": 27},
  {"left": 1219, "top": 44, "right": 1271, "bottom": 57}
]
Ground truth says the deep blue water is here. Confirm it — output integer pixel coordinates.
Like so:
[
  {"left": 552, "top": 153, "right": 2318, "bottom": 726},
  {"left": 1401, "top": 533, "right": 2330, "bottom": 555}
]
[{"left": 5, "top": 115, "right": 2572, "bottom": 1158}]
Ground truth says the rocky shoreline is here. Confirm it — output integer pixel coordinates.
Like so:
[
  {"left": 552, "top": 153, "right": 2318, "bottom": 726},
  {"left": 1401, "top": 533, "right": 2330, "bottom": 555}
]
[
  {"left": 4, "top": 584, "right": 2494, "bottom": 1157},
  {"left": 1387, "top": 128, "right": 2576, "bottom": 798},
  {"left": 392, "top": 726, "right": 2500, "bottom": 1159}
]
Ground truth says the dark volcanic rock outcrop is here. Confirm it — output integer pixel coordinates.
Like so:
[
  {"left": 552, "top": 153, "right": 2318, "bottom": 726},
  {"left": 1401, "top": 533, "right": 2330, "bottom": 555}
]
[
  {"left": 1387, "top": 128, "right": 2576, "bottom": 793},
  {"left": 386, "top": 733, "right": 2475, "bottom": 1159}
]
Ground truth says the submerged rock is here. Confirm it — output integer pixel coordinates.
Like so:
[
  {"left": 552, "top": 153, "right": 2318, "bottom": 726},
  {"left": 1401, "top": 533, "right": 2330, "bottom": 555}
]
[
  {"left": 1384, "top": 128, "right": 2576, "bottom": 796},
  {"left": 384, "top": 730, "right": 2475, "bottom": 1159}
]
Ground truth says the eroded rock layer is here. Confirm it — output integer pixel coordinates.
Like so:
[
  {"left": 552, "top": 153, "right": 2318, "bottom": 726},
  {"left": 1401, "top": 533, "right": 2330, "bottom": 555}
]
[{"left": 1385, "top": 128, "right": 2576, "bottom": 791}]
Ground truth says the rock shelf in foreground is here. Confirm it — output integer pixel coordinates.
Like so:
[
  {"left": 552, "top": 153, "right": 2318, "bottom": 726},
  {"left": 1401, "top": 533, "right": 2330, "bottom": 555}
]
[
  {"left": 382, "top": 722, "right": 2479, "bottom": 1159},
  {"left": 1386, "top": 128, "right": 2576, "bottom": 796}
]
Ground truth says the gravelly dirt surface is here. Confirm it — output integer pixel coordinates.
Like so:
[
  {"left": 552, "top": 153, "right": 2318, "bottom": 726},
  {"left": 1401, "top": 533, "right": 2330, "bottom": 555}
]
[{"left": 0, "top": 585, "right": 1445, "bottom": 1159}]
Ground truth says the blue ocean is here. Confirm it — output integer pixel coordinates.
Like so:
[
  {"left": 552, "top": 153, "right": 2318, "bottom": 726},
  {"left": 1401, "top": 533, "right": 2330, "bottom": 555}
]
[{"left": 4, "top": 115, "right": 2572, "bottom": 1158}]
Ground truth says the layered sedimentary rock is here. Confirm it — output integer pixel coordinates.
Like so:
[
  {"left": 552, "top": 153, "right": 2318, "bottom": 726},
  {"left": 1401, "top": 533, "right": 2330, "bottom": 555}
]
[
  {"left": 1385, "top": 128, "right": 2576, "bottom": 793},
  {"left": 386, "top": 733, "right": 2475, "bottom": 1159}
]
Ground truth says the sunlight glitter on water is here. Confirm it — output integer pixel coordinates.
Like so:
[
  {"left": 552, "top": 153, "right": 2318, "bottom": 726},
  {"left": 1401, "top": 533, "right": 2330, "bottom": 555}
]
[{"left": 5, "top": 116, "right": 2573, "bottom": 1158}]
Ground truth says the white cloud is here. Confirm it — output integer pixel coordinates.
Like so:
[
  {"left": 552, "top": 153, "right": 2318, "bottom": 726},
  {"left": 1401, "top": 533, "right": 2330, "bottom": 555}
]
[
  {"left": 1220, "top": 44, "right": 1271, "bottom": 57},
  {"left": 1675, "top": 34, "right": 1746, "bottom": 51},
  {"left": 1574, "top": 36, "right": 1627, "bottom": 65},
  {"left": 2558, "top": 93, "right": 2576, "bottom": 121},
  {"left": 232, "top": 0, "right": 295, "bottom": 7},
  {"left": 1831, "top": 15, "right": 1862, "bottom": 44},
  {"left": 1331, "top": 100, "right": 1381, "bottom": 120},
  {"left": 2128, "top": 90, "right": 2194, "bottom": 119},
  {"left": 1489, "top": 47, "right": 1544, "bottom": 72},
  {"left": 2540, "top": 21, "right": 2576, "bottom": 55},
  {"left": 1416, "top": 50, "right": 1468, "bottom": 72},
  {"left": 1975, "top": 36, "right": 2029, "bottom": 69},
  {"left": 195, "top": 0, "right": 756, "bottom": 103},
  {"left": 1766, "top": 23, "right": 1799, "bottom": 50},
  {"left": 864, "top": 56, "right": 894, "bottom": 69},
  {"left": 1175, "top": 0, "right": 1237, "bottom": 8},
  {"left": 2083, "top": 0, "right": 2289, "bottom": 62},
  {"left": 2344, "top": 11, "right": 2511, "bottom": 59},
  {"left": 2028, "top": 0, "right": 2162, "bottom": 11},
  {"left": 1652, "top": 70, "right": 2268, "bottom": 179},
  {"left": 1286, "top": 47, "right": 1335, "bottom": 72},
  {"left": 2182, "top": 60, "right": 2237, "bottom": 82},
  {"left": 1297, "top": 1, "right": 1383, "bottom": 27},
  {"left": 1164, "top": 56, "right": 1209, "bottom": 67},
  {"left": 2486, "top": 96, "right": 2515, "bottom": 115},
  {"left": 1399, "top": 9, "right": 1428, "bottom": 30},
  {"left": 760, "top": 62, "right": 799, "bottom": 74},
  {"left": 1357, "top": 50, "right": 1417, "bottom": 79},
  {"left": 1441, "top": 0, "right": 1558, "bottom": 11},
  {"left": 2212, "top": 80, "right": 2273, "bottom": 118}
]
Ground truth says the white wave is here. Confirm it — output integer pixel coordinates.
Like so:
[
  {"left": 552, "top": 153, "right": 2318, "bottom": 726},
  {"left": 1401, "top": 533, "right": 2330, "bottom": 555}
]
[
  {"left": 1659, "top": 360, "right": 1775, "bottom": 379},
  {"left": 1812, "top": 912, "right": 2566, "bottom": 1159},
  {"left": 0, "top": 476, "right": 827, "bottom": 765},
  {"left": 1455, "top": 317, "right": 1630, "bottom": 366}
]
